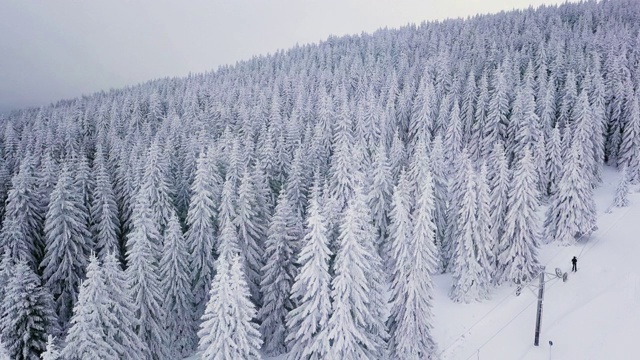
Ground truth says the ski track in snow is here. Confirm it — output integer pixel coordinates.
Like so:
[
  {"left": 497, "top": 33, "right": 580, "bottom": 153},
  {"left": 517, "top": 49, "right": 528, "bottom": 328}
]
[{"left": 433, "top": 167, "right": 640, "bottom": 360}]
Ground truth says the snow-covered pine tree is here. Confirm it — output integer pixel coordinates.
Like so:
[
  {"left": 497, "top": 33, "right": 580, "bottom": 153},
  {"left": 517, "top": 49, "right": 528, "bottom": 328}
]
[
  {"left": 140, "top": 139, "right": 174, "bottom": 235},
  {"left": 368, "top": 141, "right": 393, "bottom": 253},
  {"left": 0, "top": 250, "right": 12, "bottom": 304},
  {"left": 476, "top": 162, "right": 496, "bottom": 280},
  {"left": 498, "top": 148, "right": 541, "bottom": 285},
  {"left": 160, "top": 210, "right": 197, "bottom": 358},
  {"left": 618, "top": 90, "right": 640, "bottom": 182},
  {"left": 326, "top": 185, "right": 389, "bottom": 359},
  {"left": 102, "top": 253, "right": 147, "bottom": 359},
  {"left": 61, "top": 255, "right": 119, "bottom": 360},
  {"left": 91, "top": 148, "right": 120, "bottom": 260},
  {"left": 391, "top": 168, "right": 438, "bottom": 359},
  {"left": 487, "top": 143, "right": 510, "bottom": 274},
  {"left": 217, "top": 176, "right": 240, "bottom": 262},
  {"left": 235, "top": 167, "right": 266, "bottom": 304},
  {"left": 40, "top": 336, "right": 60, "bottom": 360},
  {"left": 285, "top": 178, "right": 332, "bottom": 360},
  {"left": 0, "top": 159, "right": 43, "bottom": 267},
  {"left": 71, "top": 150, "right": 94, "bottom": 228},
  {"left": 449, "top": 156, "right": 489, "bottom": 302},
  {"left": 546, "top": 125, "right": 563, "bottom": 197},
  {"left": 387, "top": 169, "right": 413, "bottom": 339},
  {"left": 443, "top": 148, "right": 471, "bottom": 273},
  {"left": 197, "top": 254, "right": 262, "bottom": 360},
  {"left": 41, "top": 164, "right": 91, "bottom": 328},
  {"left": 545, "top": 140, "right": 598, "bottom": 245},
  {"left": 469, "top": 69, "right": 490, "bottom": 162},
  {"left": 259, "top": 190, "right": 300, "bottom": 356},
  {"left": 0, "top": 261, "right": 58, "bottom": 360},
  {"left": 615, "top": 166, "right": 630, "bottom": 208},
  {"left": 186, "top": 148, "right": 220, "bottom": 321},
  {"left": 430, "top": 135, "right": 448, "bottom": 272},
  {"left": 125, "top": 189, "right": 169, "bottom": 360},
  {"left": 482, "top": 65, "right": 510, "bottom": 159}
]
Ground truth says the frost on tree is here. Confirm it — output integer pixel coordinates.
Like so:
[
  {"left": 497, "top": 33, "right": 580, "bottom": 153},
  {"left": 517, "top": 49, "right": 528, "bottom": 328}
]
[
  {"left": 326, "top": 185, "right": 388, "bottom": 359},
  {"left": 185, "top": 148, "right": 220, "bottom": 321},
  {"left": 449, "top": 156, "right": 490, "bottom": 302},
  {"left": 0, "top": 261, "right": 58, "bottom": 360},
  {"left": 102, "top": 253, "right": 147, "bottom": 359},
  {"left": 40, "top": 335, "right": 60, "bottom": 360},
  {"left": 198, "top": 255, "right": 262, "bottom": 360},
  {"left": 286, "top": 179, "right": 332, "bottom": 360},
  {"left": 160, "top": 211, "right": 197, "bottom": 358},
  {"left": 125, "top": 189, "right": 169, "bottom": 360},
  {"left": 91, "top": 148, "right": 120, "bottom": 260},
  {"left": 615, "top": 166, "right": 630, "bottom": 208},
  {"left": 389, "top": 170, "right": 438, "bottom": 358},
  {"left": 41, "top": 165, "right": 91, "bottom": 328},
  {"left": 61, "top": 255, "right": 119, "bottom": 360},
  {"left": 545, "top": 140, "right": 597, "bottom": 246},
  {"left": 259, "top": 190, "right": 299, "bottom": 356},
  {"left": 498, "top": 148, "right": 541, "bottom": 285},
  {"left": 0, "top": 158, "right": 43, "bottom": 267}
]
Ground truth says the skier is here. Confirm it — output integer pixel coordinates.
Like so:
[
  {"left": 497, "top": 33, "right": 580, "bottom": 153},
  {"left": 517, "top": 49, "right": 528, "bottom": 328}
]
[{"left": 571, "top": 256, "right": 578, "bottom": 272}]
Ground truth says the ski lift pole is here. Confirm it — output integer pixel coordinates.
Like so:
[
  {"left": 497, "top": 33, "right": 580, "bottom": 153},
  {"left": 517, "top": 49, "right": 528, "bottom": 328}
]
[{"left": 534, "top": 268, "right": 545, "bottom": 346}]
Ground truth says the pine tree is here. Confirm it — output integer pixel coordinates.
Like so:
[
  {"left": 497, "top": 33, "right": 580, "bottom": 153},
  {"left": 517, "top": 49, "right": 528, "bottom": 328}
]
[
  {"left": 618, "top": 91, "right": 640, "bottom": 182},
  {"left": 387, "top": 169, "right": 413, "bottom": 337},
  {"left": 487, "top": 142, "right": 510, "bottom": 272},
  {"left": 41, "top": 165, "right": 91, "bottom": 328},
  {"left": 235, "top": 168, "right": 266, "bottom": 303},
  {"left": 430, "top": 135, "right": 448, "bottom": 272},
  {"left": 498, "top": 148, "right": 541, "bottom": 285},
  {"left": 186, "top": 149, "right": 220, "bottom": 320},
  {"left": 391, "top": 169, "right": 438, "bottom": 359},
  {"left": 0, "top": 261, "right": 58, "bottom": 360},
  {"left": 141, "top": 140, "right": 174, "bottom": 235},
  {"left": 326, "top": 185, "right": 388, "bottom": 359},
  {"left": 368, "top": 141, "right": 393, "bottom": 253},
  {"left": 259, "top": 190, "right": 299, "bottom": 356},
  {"left": 483, "top": 66, "right": 510, "bottom": 159},
  {"left": 160, "top": 211, "right": 197, "bottom": 358},
  {"left": 615, "top": 166, "right": 630, "bottom": 208},
  {"left": 476, "top": 162, "right": 496, "bottom": 279},
  {"left": 0, "top": 159, "right": 43, "bottom": 267},
  {"left": 61, "top": 255, "right": 119, "bottom": 360},
  {"left": 0, "top": 251, "right": 12, "bottom": 304},
  {"left": 545, "top": 141, "right": 598, "bottom": 245},
  {"left": 546, "top": 125, "right": 563, "bottom": 197},
  {"left": 40, "top": 336, "right": 60, "bottom": 360},
  {"left": 102, "top": 253, "right": 147, "bottom": 359},
  {"left": 91, "top": 149, "right": 120, "bottom": 260},
  {"left": 197, "top": 255, "right": 263, "bottom": 360},
  {"left": 450, "top": 157, "right": 489, "bottom": 302},
  {"left": 125, "top": 190, "right": 168, "bottom": 360},
  {"left": 217, "top": 176, "right": 240, "bottom": 262},
  {"left": 285, "top": 179, "right": 332, "bottom": 360}
]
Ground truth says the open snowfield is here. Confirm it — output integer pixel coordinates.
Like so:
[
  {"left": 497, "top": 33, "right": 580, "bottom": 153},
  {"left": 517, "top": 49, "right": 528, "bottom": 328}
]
[{"left": 434, "top": 166, "right": 640, "bottom": 360}]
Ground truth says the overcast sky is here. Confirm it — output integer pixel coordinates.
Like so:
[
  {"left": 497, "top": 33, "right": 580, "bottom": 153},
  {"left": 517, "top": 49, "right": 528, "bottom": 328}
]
[{"left": 0, "top": 0, "right": 572, "bottom": 113}]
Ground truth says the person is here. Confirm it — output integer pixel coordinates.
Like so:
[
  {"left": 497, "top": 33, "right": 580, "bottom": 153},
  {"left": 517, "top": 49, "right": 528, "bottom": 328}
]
[{"left": 571, "top": 256, "right": 578, "bottom": 272}]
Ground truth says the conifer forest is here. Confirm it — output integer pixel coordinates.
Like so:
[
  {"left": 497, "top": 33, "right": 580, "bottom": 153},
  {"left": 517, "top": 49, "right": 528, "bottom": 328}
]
[{"left": 1, "top": 0, "right": 640, "bottom": 359}]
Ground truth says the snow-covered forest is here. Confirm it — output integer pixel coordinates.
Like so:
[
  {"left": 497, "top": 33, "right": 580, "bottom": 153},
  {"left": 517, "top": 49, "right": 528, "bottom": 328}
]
[{"left": 1, "top": 0, "right": 640, "bottom": 359}]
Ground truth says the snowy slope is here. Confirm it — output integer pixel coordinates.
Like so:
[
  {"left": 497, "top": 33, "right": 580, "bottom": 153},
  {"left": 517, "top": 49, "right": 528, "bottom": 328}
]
[{"left": 433, "top": 166, "right": 640, "bottom": 360}]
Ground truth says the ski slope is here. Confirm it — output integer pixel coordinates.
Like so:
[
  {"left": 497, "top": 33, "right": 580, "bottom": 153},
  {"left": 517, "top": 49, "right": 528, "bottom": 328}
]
[{"left": 434, "top": 166, "right": 640, "bottom": 360}]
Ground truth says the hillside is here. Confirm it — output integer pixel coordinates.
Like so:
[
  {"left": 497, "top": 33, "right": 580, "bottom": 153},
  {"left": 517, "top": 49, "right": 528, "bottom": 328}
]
[{"left": 1, "top": 0, "right": 640, "bottom": 359}]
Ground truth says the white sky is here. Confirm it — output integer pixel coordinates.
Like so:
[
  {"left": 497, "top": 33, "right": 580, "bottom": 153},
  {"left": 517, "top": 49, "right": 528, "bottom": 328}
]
[{"left": 0, "top": 0, "right": 572, "bottom": 113}]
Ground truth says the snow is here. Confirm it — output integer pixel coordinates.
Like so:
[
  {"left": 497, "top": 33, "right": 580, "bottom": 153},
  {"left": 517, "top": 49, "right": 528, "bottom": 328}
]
[{"left": 433, "top": 166, "right": 640, "bottom": 360}]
